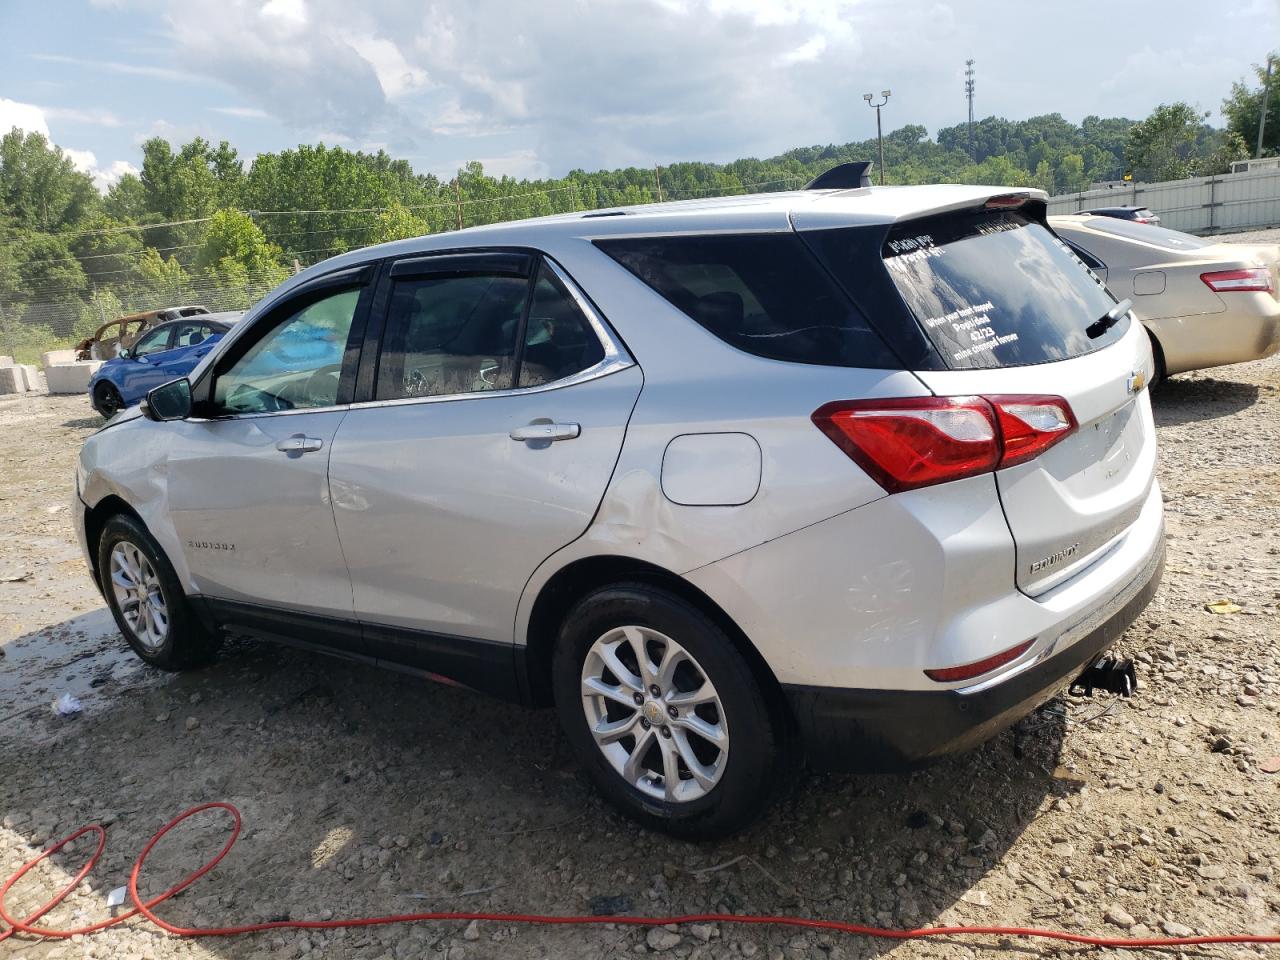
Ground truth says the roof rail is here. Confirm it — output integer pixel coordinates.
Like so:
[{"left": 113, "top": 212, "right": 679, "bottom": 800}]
[{"left": 804, "top": 161, "right": 874, "bottom": 190}]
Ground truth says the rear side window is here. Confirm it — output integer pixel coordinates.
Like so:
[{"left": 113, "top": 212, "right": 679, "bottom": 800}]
[
  {"left": 519, "top": 263, "right": 605, "bottom": 388},
  {"left": 809, "top": 212, "right": 1124, "bottom": 370},
  {"left": 596, "top": 234, "right": 898, "bottom": 368},
  {"left": 377, "top": 273, "right": 526, "bottom": 399}
]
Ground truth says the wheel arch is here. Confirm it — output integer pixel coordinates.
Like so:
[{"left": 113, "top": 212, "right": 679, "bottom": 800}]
[
  {"left": 520, "top": 555, "right": 792, "bottom": 732},
  {"left": 83, "top": 494, "right": 146, "bottom": 589}
]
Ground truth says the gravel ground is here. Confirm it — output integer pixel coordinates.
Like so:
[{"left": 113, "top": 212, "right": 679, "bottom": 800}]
[{"left": 3, "top": 348, "right": 1280, "bottom": 960}]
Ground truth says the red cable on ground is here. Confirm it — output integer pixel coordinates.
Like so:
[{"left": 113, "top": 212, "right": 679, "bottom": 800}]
[{"left": 2, "top": 802, "right": 1278, "bottom": 949}]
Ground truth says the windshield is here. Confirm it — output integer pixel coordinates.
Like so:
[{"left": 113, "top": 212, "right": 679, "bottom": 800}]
[{"left": 810, "top": 211, "right": 1125, "bottom": 370}]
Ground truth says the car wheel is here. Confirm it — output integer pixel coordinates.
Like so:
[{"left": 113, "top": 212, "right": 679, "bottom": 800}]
[
  {"left": 1145, "top": 330, "right": 1167, "bottom": 387},
  {"left": 93, "top": 381, "right": 124, "bottom": 419},
  {"left": 97, "top": 513, "right": 221, "bottom": 670},
  {"left": 552, "top": 582, "right": 781, "bottom": 838}
]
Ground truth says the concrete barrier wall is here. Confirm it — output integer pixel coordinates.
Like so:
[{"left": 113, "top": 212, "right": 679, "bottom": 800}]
[{"left": 1048, "top": 168, "right": 1280, "bottom": 235}]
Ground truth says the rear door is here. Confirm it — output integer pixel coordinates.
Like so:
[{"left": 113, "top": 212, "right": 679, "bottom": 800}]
[
  {"left": 327, "top": 252, "right": 641, "bottom": 681},
  {"left": 806, "top": 205, "right": 1157, "bottom": 596}
]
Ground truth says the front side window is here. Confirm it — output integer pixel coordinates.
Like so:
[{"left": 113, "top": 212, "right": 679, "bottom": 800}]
[
  {"left": 213, "top": 287, "right": 360, "bottom": 414},
  {"left": 131, "top": 326, "right": 172, "bottom": 357}
]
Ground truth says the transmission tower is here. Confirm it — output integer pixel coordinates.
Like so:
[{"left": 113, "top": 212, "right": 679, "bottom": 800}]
[{"left": 964, "top": 60, "right": 976, "bottom": 160}]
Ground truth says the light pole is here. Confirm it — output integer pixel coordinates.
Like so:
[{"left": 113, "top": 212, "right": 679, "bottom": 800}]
[
  {"left": 863, "top": 90, "right": 891, "bottom": 185},
  {"left": 1258, "top": 55, "right": 1274, "bottom": 160}
]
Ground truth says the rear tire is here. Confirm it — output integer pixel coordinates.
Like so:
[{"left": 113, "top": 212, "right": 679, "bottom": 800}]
[
  {"left": 551, "top": 582, "right": 780, "bottom": 839},
  {"left": 97, "top": 513, "right": 221, "bottom": 670},
  {"left": 93, "top": 381, "right": 124, "bottom": 419},
  {"left": 1145, "top": 330, "right": 1167, "bottom": 387}
]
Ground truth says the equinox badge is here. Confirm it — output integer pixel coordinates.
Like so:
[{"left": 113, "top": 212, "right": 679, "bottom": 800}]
[{"left": 1030, "top": 542, "right": 1080, "bottom": 575}]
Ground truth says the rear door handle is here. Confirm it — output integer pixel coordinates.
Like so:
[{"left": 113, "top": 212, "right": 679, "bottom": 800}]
[
  {"left": 275, "top": 434, "right": 324, "bottom": 453},
  {"left": 510, "top": 421, "right": 580, "bottom": 442}
]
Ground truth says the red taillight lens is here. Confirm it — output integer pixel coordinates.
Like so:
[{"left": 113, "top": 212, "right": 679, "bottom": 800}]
[
  {"left": 813, "top": 394, "right": 1077, "bottom": 492},
  {"left": 988, "top": 395, "right": 1077, "bottom": 467},
  {"left": 924, "top": 638, "right": 1035, "bottom": 683},
  {"left": 812, "top": 397, "right": 999, "bottom": 494},
  {"left": 1201, "top": 268, "right": 1274, "bottom": 294}
]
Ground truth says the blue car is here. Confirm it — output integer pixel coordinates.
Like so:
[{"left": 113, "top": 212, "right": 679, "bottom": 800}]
[{"left": 89, "top": 313, "right": 242, "bottom": 417}]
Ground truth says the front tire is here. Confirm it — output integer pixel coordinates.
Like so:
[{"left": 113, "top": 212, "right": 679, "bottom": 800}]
[
  {"left": 93, "top": 381, "right": 124, "bottom": 419},
  {"left": 97, "top": 513, "right": 221, "bottom": 670},
  {"left": 552, "top": 582, "right": 781, "bottom": 839}
]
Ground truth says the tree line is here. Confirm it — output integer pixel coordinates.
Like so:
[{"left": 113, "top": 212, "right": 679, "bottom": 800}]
[{"left": 0, "top": 54, "right": 1274, "bottom": 361}]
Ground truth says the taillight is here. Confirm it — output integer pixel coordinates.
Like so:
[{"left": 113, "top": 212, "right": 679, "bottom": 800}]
[
  {"left": 984, "top": 193, "right": 1030, "bottom": 209},
  {"left": 924, "top": 638, "right": 1034, "bottom": 683},
  {"left": 812, "top": 394, "right": 1077, "bottom": 493},
  {"left": 1201, "top": 268, "right": 1274, "bottom": 294},
  {"left": 988, "top": 395, "right": 1077, "bottom": 467}
]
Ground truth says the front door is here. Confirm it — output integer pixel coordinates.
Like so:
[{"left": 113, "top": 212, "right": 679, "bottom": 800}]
[
  {"left": 327, "top": 254, "right": 641, "bottom": 682},
  {"left": 166, "top": 280, "right": 374, "bottom": 655}
]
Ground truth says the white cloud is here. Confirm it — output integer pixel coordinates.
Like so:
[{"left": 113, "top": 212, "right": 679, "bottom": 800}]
[
  {"left": 63, "top": 148, "right": 140, "bottom": 191},
  {"left": 42, "top": 106, "right": 123, "bottom": 127},
  {"left": 0, "top": 98, "right": 51, "bottom": 137},
  {"left": 211, "top": 105, "right": 273, "bottom": 120},
  {"left": 261, "top": 0, "right": 308, "bottom": 26},
  {"left": 347, "top": 35, "right": 429, "bottom": 99},
  {"left": 31, "top": 53, "right": 204, "bottom": 85}
]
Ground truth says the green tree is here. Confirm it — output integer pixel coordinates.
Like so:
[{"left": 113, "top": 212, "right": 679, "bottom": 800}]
[
  {"left": 70, "top": 216, "right": 145, "bottom": 287},
  {"left": 0, "top": 128, "right": 99, "bottom": 231},
  {"left": 1125, "top": 103, "right": 1203, "bottom": 181},
  {"left": 132, "top": 248, "right": 191, "bottom": 305},
  {"left": 195, "top": 208, "right": 285, "bottom": 276},
  {"left": 370, "top": 200, "right": 430, "bottom": 243},
  {"left": 1222, "top": 54, "right": 1279, "bottom": 158},
  {"left": 104, "top": 173, "right": 150, "bottom": 222},
  {"left": 1196, "top": 130, "right": 1250, "bottom": 175}
]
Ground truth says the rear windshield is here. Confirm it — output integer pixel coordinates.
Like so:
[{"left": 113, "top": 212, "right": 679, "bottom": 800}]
[
  {"left": 1088, "top": 217, "right": 1213, "bottom": 250},
  {"left": 809, "top": 211, "right": 1125, "bottom": 370},
  {"left": 595, "top": 233, "right": 898, "bottom": 368}
]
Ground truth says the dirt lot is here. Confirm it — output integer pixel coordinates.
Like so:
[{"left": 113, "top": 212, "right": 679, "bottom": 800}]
[{"left": 3, "top": 351, "right": 1280, "bottom": 960}]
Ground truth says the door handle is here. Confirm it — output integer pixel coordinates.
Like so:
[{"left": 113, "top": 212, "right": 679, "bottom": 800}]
[
  {"left": 509, "top": 421, "right": 580, "bottom": 442},
  {"left": 275, "top": 434, "right": 324, "bottom": 453}
]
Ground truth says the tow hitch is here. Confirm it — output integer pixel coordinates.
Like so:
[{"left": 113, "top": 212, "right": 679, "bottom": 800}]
[{"left": 1070, "top": 656, "right": 1137, "bottom": 698}]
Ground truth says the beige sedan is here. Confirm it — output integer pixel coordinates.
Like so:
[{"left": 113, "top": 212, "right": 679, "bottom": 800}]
[{"left": 1050, "top": 215, "right": 1280, "bottom": 378}]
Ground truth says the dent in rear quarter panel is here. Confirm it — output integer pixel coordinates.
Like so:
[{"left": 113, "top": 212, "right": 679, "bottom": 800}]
[
  {"left": 512, "top": 361, "right": 930, "bottom": 647},
  {"left": 78, "top": 418, "right": 193, "bottom": 591}
]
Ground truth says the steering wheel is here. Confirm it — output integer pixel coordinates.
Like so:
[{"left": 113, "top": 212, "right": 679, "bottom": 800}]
[
  {"left": 227, "top": 382, "right": 292, "bottom": 413},
  {"left": 301, "top": 363, "right": 343, "bottom": 406}
]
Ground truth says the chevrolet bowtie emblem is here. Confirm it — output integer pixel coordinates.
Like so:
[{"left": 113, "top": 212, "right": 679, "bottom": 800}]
[{"left": 1126, "top": 370, "right": 1147, "bottom": 394}]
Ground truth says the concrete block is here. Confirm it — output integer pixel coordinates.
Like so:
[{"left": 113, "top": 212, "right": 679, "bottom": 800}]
[
  {"left": 44, "top": 361, "right": 102, "bottom": 395},
  {"left": 0, "top": 366, "right": 25, "bottom": 394},
  {"left": 0, "top": 355, "right": 13, "bottom": 367},
  {"left": 41, "top": 349, "right": 77, "bottom": 369},
  {"left": 18, "top": 364, "right": 42, "bottom": 392}
]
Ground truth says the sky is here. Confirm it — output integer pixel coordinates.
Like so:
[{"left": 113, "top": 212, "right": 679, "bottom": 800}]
[{"left": 1, "top": 0, "right": 1276, "bottom": 193}]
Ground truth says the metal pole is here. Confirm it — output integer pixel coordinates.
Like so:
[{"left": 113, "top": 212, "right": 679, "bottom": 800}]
[
  {"left": 1258, "top": 56, "right": 1274, "bottom": 159},
  {"left": 876, "top": 106, "right": 885, "bottom": 185},
  {"left": 864, "top": 91, "right": 891, "bottom": 186},
  {"left": 654, "top": 164, "right": 664, "bottom": 202}
]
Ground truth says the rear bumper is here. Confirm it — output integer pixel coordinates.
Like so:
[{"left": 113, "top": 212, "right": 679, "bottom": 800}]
[
  {"left": 1147, "top": 301, "right": 1280, "bottom": 376},
  {"left": 783, "top": 534, "right": 1164, "bottom": 772}
]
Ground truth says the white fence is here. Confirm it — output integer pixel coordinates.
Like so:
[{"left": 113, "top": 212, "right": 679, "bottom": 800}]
[{"left": 1047, "top": 167, "right": 1280, "bottom": 235}]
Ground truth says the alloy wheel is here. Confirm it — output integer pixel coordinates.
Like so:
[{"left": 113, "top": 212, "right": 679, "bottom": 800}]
[
  {"left": 580, "top": 625, "right": 728, "bottom": 803},
  {"left": 109, "top": 541, "right": 169, "bottom": 652}
]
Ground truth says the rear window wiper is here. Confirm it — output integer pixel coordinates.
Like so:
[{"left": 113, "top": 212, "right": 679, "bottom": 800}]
[{"left": 1086, "top": 298, "right": 1132, "bottom": 340}]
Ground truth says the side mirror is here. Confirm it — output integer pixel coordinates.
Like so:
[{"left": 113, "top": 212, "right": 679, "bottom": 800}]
[
  {"left": 141, "top": 378, "right": 192, "bottom": 422},
  {"left": 118, "top": 347, "right": 131, "bottom": 359}
]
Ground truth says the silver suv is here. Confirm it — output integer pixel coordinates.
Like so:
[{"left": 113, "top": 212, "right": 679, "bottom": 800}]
[{"left": 74, "top": 178, "right": 1165, "bottom": 837}]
